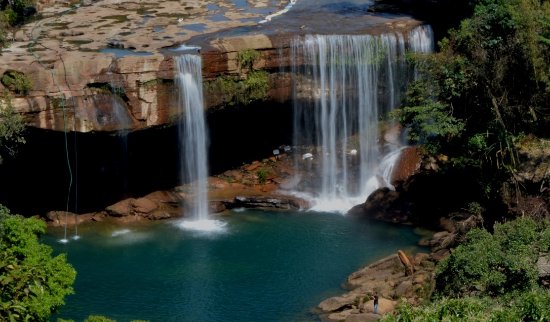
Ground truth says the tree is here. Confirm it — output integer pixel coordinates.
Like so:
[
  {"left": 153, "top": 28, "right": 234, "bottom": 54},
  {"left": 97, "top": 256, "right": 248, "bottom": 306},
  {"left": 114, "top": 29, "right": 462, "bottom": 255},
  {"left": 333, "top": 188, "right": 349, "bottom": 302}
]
[
  {"left": 0, "top": 92, "right": 26, "bottom": 164},
  {"left": 436, "top": 217, "right": 544, "bottom": 298},
  {"left": 0, "top": 204, "right": 76, "bottom": 321},
  {"left": 382, "top": 218, "right": 550, "bottom": 321}
]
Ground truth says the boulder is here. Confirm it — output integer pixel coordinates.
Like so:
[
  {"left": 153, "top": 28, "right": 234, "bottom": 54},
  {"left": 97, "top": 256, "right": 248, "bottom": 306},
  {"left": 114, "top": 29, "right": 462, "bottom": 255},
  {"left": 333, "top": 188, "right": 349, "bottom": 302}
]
[
  {"left": 391, "top": 146, "right": 421, "bottom": 185},
  {"left": 45, "top": 211, "right": 94, "bottom": 226},
  {"left": 318, "top": 293, "right": 358, "bottom": 312},
  {"left": 105, "top": 199, "right": 134, "bottom": 216},
  {"left": 132, "top": 197, "right": 158, "bottom": 214},
  {"left": 394, "top": 280, "right": 413, "bottom": 297},
  {"left": 363, "top": 298, "right": 396, "bottom": 314},
  {"left": 348, "top": 187, "right": 409, "bottom": 223},
  {"left": 144, "top": 190, "right": 182, "bottom": 204},
  {"left": 327, "top": 310, "right": 354, "bottom": 321}
]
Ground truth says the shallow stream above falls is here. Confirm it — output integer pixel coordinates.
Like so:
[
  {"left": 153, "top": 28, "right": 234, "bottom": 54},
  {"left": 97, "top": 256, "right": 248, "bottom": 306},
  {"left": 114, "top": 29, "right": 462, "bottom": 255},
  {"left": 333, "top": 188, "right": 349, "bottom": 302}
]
[{"left": 45, "top": 209, "right": 425, "bottom": 322}]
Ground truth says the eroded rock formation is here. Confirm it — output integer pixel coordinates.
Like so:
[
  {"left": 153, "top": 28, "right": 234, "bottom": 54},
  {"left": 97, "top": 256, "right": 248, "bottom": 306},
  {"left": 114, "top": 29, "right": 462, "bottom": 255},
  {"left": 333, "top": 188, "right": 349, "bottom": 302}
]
[{"left": 1, "top": 0, "right": 426, "bottom": 132}]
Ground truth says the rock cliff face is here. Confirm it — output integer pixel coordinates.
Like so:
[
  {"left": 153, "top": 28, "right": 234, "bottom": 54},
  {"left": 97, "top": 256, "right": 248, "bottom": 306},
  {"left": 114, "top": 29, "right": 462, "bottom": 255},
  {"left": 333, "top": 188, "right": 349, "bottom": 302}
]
[{"left": 0, "top": 0, "right": 426, "bottom": 132}]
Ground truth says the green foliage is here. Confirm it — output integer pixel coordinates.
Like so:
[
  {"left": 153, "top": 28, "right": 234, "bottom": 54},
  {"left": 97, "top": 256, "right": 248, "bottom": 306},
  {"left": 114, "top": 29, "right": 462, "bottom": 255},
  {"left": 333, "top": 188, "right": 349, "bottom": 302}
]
[
  {"left": 236, "top": 49, "right": 260, "bottom": 71},
  {"left": 382, "top": 296, "right": 496, "bottom": 322},
  {"left": 206, "top": 70, "right": 269, "bottom": 106},
  {"left": 384, "top": 288, "right": 550, "bottom": 321},
  {"left": 398, "top": 0, "right": 549, "bottom": 151},
  {"left": 391, "top": 78, "right": 465, "bottom": 153},
  {"left": 436, "top": 217, "right": 545, "bottom": 298},
  {"left": 8, "top": 0, "right": 36, "bottom": 13},
  {"left": 242, "top": 70, "right": 269, "bottom": 103},
  {"left": 392, "top": 98, "right": 464, "bottom": 153},
  {"left": 0, "top": 0, "right": 38, "bottom": 49},
  {"left": 0, "top": 92, "right": 26, "bottom": 164},
  {"left": 0, "top": 204, "right": 76, "bottom": 321},
  {"left": 384, "top": 217, "right": 550, "bottom": 321},
  {"left": 1, "top": 70, "right": 33, "bottom": 95},
  {"left": 256, "top": 167, "right": 269, "bottom": 184},
  {"left": 0, "top": 11, "right": 11, "bottom": 48},
  {"left": 394, "top": 0, "right": 549, "bottom": 215},
  {"left": 516, "top": 288, "right": 550, "bottom": 321}
]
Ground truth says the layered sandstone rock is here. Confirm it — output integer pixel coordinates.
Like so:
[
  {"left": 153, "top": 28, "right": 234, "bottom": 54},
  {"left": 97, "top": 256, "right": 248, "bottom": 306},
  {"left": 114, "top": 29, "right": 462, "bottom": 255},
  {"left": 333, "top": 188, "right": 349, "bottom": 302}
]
[{"left": 1, "top": 0, "right": 426, "bottom": 132}]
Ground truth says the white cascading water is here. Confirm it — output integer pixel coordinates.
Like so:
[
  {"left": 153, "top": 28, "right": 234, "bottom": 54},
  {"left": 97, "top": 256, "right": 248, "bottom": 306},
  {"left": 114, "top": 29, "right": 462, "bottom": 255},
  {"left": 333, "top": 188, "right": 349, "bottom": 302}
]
[
  {"left": 174, "top": 54, "right": 225, "bottom": 232},
  {"left": 291, "top": 25, "right": 434, "bottom": 212}
]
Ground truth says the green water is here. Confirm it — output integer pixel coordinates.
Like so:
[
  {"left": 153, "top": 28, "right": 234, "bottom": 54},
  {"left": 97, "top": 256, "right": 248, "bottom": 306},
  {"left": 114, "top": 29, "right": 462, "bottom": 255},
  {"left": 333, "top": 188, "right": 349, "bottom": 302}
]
[{"left": 46, "top": 210, "right": 423, "bottom": 322}]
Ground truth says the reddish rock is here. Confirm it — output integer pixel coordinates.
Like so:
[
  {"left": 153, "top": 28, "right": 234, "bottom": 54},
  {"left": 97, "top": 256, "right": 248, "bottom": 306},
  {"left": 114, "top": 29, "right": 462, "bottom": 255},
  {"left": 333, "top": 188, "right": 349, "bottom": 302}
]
[
  {"left": 147, "top": 211, "right": 174, "bottom": 220},
  {"left": 45, "top": 211, "right": 94, "bottom": 226},
  {"left": 209, "top": 177, "right": 230, "bottom": 189},
  {"left": 132, "top": 197, "right": 158, "bottom": 214},
  {"left": 391, "top": 146, "right": 422, "bottom": 186},
  {"left": 245, "top": 161, "right": 261, "bottom": 171},
  {"left": 144, "top": 190, "right": 181, "bottom": 204},
  {"left": 363, "top": 298, "right": 396, "bottom": 314},
  {"left": 105, "top": 199, "right": 134, "bottom": 217},
  {"left": 209, "top": 201, "right": 227, "bottom": 213}
]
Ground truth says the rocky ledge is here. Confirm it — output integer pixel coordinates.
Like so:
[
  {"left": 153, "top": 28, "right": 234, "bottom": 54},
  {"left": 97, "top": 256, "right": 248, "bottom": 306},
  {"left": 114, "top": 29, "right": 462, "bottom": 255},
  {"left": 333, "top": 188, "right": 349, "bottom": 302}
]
[
  {"left": 317, "top": 250, "right": 437, "bottom": 322},
  {"left": 43, "top": 151, "right": 310, "bottom": 226},
  {"left": 315, "top": 219, "right": 469, "bottom": 322},
  {"left": 1, "top": 0, "right": 426, "bottom": 132}
]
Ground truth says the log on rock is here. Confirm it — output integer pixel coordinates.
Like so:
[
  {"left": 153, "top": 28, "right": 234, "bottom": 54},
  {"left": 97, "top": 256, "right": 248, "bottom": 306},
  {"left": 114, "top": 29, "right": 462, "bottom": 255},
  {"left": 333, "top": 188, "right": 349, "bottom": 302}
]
[{"left": 398, "top": 250, "right": 414, "bottom": 276}]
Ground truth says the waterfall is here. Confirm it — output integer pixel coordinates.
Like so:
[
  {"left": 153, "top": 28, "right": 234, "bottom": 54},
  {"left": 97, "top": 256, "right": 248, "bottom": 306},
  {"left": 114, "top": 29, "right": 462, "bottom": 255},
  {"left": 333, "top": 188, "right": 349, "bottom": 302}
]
[
  {"left": 290, "top": 25, "right": 434, "bottom": 212},
  {"left": 174, "top": 54, "right": 225, "bottom": 232},
  {"left": 175, "top": 54, "right": 208, "bottom": 220}
]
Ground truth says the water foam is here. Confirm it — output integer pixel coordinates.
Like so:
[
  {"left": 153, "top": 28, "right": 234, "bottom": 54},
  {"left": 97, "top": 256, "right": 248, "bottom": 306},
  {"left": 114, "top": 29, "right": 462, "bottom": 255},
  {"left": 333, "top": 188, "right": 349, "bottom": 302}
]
[
  {"left": 176, "top": 219, "right": 227, "bottom": 233},
  {"left": 259, "top": 0, "right": 298, "bottom": 23},
  {"left": 111, "top": 229, "right": 131, "bottom": 237}
]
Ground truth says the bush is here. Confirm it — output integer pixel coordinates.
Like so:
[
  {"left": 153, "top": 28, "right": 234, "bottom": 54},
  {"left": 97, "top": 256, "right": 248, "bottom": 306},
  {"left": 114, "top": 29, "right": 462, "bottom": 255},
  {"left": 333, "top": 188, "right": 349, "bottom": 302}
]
[
  {"left": 436, "top": 218, "right": 543, "bottom": 297},
  {"left": 0, "top": 204, "right": 76, "bottom": 321},
  {"left": 257, "top": 167, "right": 269, "bottom": 184},
  {"left": 1, "top": 70, "right": 33, "bottom": 95},
  {"left": 515, "top": 289, "right": 550, "bottom": 321},
  {"left": 0, "top": 11, "right": 11, "bottom": 48},
  {"left": 0, "top": 92, "right": 26, "bottom": 164},
  {"left": 236, "top": 49, "right": 260, "bottom": 71}
]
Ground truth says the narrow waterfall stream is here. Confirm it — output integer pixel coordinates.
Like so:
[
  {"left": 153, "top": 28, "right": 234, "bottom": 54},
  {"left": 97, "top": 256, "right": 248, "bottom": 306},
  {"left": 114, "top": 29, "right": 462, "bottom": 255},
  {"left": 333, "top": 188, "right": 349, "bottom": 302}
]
[
  {"left": 174, "top": 54, "right": 225, "bottom": 232},
  {"left": 290, "top": 25, "right": 434, "bottom": 212}
]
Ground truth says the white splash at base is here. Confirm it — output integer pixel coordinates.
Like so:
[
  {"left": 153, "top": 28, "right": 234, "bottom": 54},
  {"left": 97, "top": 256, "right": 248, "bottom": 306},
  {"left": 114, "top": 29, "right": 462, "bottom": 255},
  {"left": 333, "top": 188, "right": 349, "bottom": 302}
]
[
  {"left": 111, "top": 229, "right": 131, "bottom": 237},
  {"left": 308, "top": 197, "right": 365, "bottom": 214},
  {"left": 176, "top": 219, "right": 227, "bottom": 233}
]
